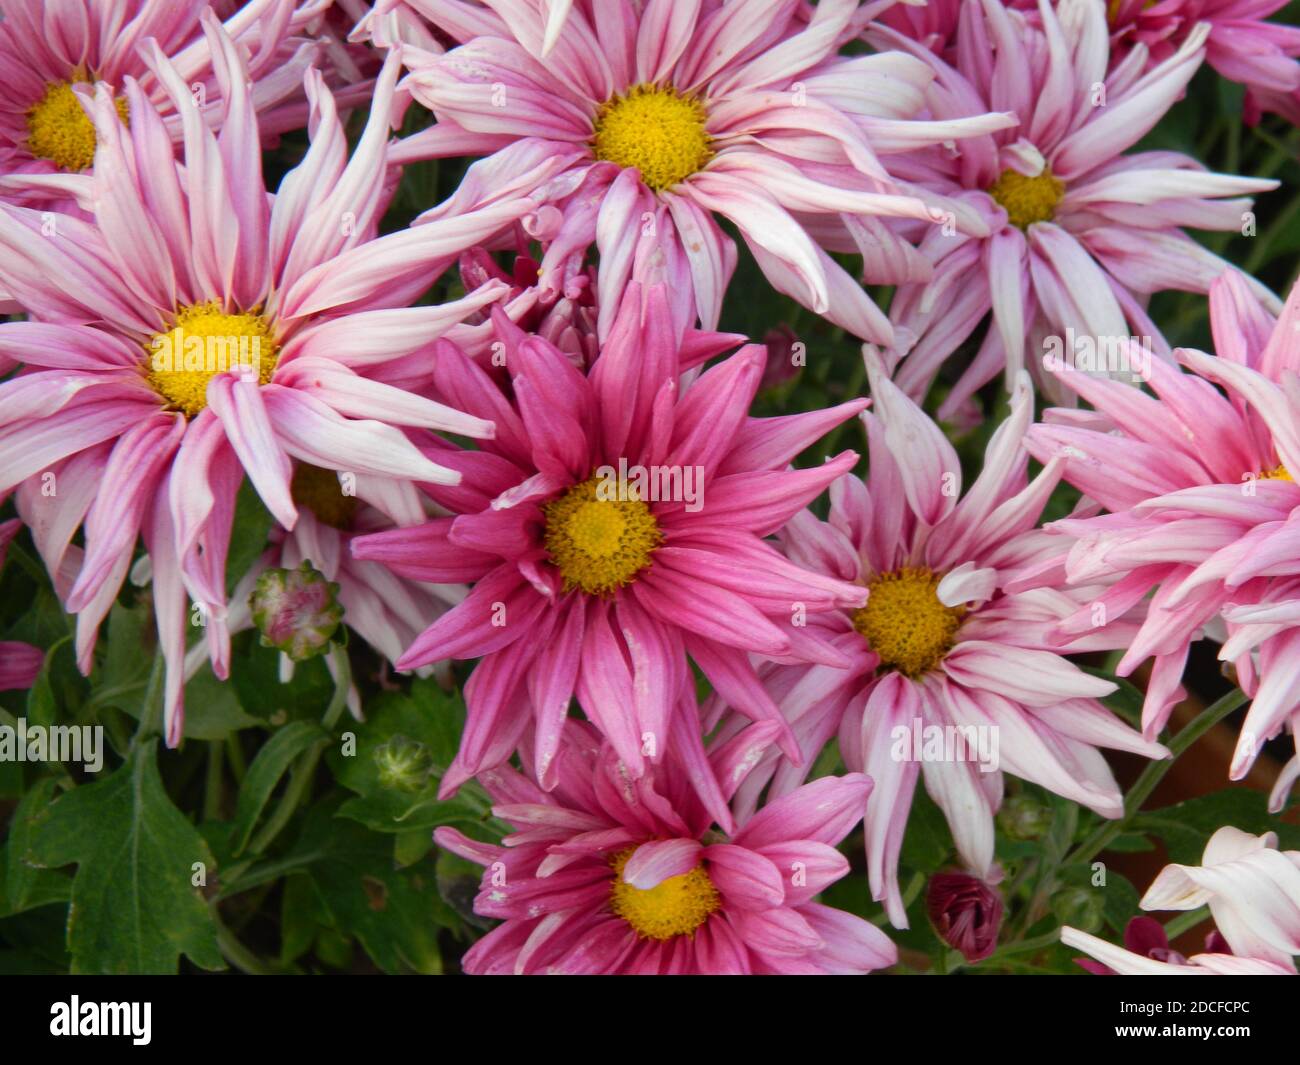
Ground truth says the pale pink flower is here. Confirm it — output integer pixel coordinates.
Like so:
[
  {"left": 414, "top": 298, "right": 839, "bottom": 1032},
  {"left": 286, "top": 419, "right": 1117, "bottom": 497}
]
[
  {"left": 1063, "top": 825, "right": 1300, "bottom": 974},
  {"left": 384, "top": 0, "right": 1016, "bottom": 344},
  {"left": 708, "top": 356, "right": 1166, "bottom": 926},
  {"left": 0, "top": 21, "right": 532, "bottom": 744},
  {"left": 435, "top": 720, "right": 897, "bottom": 974},
  {"left": 0, "top": 0, "right": 368, "bottom": 207},
  {"left": 352, "top": 283, "right": 870, "bottom": 816},
  {"left": 870, "top": 0, "right": 1277, "bottom": 419},
  {"left": 1105, "top": 1, "right": 1300, "bottom": 125},
  {"left": 1023, "top": 271, "right": 1300, "bottom": 804}
]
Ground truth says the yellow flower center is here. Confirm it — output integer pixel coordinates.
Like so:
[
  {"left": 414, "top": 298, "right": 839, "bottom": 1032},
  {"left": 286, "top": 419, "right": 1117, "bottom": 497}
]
[
  {"left": 851, "top": 567, "right": 965, "bottom": 678},
  {"left": 291, "top": 464, "right": 358, "bottom": 530},
  {"left": 145, "top": 302, "right": 279, "bottom": 418},
  {"left": 1260, "top": 464, "right": 1292, "bottom": 482},
  {"left": 988, "top": 167, "right": 1065, "bottom": 230},
  {"left": 591, "top": 83, "right": 713, "bottom": 192},
  {"left": 542, "top": 474, "right": 662, "bottom": 595},
  {"left": 609, "top": 847, "right": 720, "bottom": 941},
  {"left": 26, "top": 79, "right": 128, "bottom": 172}
]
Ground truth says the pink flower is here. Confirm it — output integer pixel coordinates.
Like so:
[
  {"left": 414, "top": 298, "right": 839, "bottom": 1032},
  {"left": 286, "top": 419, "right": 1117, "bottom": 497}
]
[
  {"left": 708, "top": 356, "right": 1166, "bottom": 926},
  {"left": 869, "top": 0, "right": 1278, "bottom": 420},
  {"left": 0, "top": 518, "right": 43, "bottom": 691},
  {"left": 351, "top": 283, "right": 869, "bottom": 817},
  {"left": 0, "top": 22, "right": 533, "bottom": 745},
  {"left": 1024, "top": 271, "right": 1300, "bottom": 803},
  {"left": 434, "top": 721, "right": 896, "bottom": 974},
  {"left": 1105, "top": 0, "right": 1300, "bottom": 125},
  {"left": 1063, "top": 826, "right": 1300, "bottom": 974},
  {"left": 385, "top": 0, "right": 1016, "bottom": 344},
  {"left": 0, "top": 0, "right": 365, "bottom": 207}
]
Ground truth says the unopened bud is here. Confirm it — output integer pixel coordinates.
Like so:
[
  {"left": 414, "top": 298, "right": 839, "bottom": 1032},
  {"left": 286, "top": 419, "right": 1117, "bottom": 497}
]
[{"left": 249, "top": 561, "right": 343, "bottom": 662}]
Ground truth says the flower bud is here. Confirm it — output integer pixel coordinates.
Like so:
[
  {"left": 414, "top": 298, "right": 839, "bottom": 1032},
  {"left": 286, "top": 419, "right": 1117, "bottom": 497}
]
[
  {"left": 997, "top": 793, "right": 1053, "bottom": 840},
  {"left": 1052, "top": 886, "right": 1104, "bottom": 934},
  {"left": 926, "top": 872, "right": 1003, "bottom": 963},
  {"left": 374, "top": 734, "right": 433, "bottom": 793},
  {"left": 249, "top": 561, "right": 343, "bottom": 662}
]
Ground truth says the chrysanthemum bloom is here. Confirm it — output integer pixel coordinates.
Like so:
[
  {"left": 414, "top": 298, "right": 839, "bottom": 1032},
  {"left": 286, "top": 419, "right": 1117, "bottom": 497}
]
[
  {"left": 0, "top": 0, "right": 369, "bottom": 207},
  {"left": 1103, "top": 0, "right": 1300, "bottom": 125},
  {"left": 1023, "top": 271, "right": 1300, "bottom": 806},
  {"left": 434, "top": 721, "right": 897, "bottom": 974},
  {"left": 384, "top": 0, "right": 1018, "bottom": 344},
  {"left": 0, "top": 518, "right": 43, "bottom": 691},
  {"left": 352, "top": 282, "right": 870, "bottom": 802},
  {"left": 1063, "top": 826, "right": 1300, "bottom": 974},
  {"left": 707, "top": 358, "right": 1166, "bottom": 926},
  {"left": 0, "top": 23, "right": 537, "bottom": 744},
  {"left": 871, "top": 0, "right": 1278, "bottom": 419}
]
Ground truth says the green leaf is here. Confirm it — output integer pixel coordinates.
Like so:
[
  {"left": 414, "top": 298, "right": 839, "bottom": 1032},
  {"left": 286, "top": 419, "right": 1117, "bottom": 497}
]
[
  {"left": 229, "top": 721, "right": 327, "bottom": 856},
  {"left": 225, "top": 480, "right": 274, "bottom": 597},
  {"left": 21, "top": 740, "right": 223, "bottom": 973},
  {"left": 1133, "top": 788, "right": 1300, "bottom": 865},
  {"left": 3, "top": 779, "right": 71, "bottom": 915},
  {"left": 230, "top": 633, "right": 335, "bottom": 724},
  {"left": 296, "top": 802, "right": 453, "bottom": 973},
  {"left": 328, "top": 680, "right": 490, "bottom": 836},
  {"left": 899, "top": 787, "right": 951, "bottom": 874}
]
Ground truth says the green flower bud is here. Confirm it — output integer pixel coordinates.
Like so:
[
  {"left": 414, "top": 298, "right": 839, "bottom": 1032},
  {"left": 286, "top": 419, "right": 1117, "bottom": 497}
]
[
  {"left": 998, "top": 794, "right": 1054, "bottom": 841},
  {"left": 1052, "top": 886, "right": 1104, "bottom": 934},
  {"left": 374, "top": 735, "right": 433, "bottom": 793}
]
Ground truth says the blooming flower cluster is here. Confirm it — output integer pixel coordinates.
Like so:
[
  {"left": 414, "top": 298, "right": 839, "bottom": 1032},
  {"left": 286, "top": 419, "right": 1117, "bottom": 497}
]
[{"left": 1, "top": 0, "right": 1298, "bottom": 979}]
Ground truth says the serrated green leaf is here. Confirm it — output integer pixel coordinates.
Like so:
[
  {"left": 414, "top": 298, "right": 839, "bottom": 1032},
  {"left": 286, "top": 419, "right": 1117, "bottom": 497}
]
[
  {"left": 4, "top": 779, "right": 71, "bottom": 914},
  {"left": 1132, "top": 788, "right": 1300, "bottom": 865},
  {"left": 296, "top": 802, "right": 452, "bottom": 973},
  {"left": 21, "top": 740, "right": 223, "bottom": 973}
]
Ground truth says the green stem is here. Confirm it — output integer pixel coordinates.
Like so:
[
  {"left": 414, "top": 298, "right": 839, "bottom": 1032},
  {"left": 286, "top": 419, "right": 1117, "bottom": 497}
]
[
  {"left": 213, "top": 910, "right": 280, "bottom": 975},
  {"left": 1163, "top": 906, "right": 1210, "bottom": 941},
  {"left": 204, "top": 741, "right": 224, "bottom": 821},
  {"left": 131, "top": 651, "right": 165, "bottom": 747},
  {"left": 245, "top": 643, "right": 351, "bottom": 855},
  {"left": 1067, "top": 688, "right": 1247, "bottom": 867}
]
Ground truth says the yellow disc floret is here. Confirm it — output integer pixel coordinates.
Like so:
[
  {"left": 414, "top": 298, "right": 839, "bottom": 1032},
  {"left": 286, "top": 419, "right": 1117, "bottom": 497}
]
[
  {"left": 609, "top": 847, "right": 720, "bottom": 941},
  {"left": 291, "top": 464, "right": 359, "bottom": 530},
  {"left": 26, "top": 79, "right": 128, "bottom": 172},
  {"left": 591, "top": 83, "right": 713, "bottom": 191},
  {"left": 988, "top": 166, "right": 1065, "bottom": 230},
  {"left": 1260, "top": 464, "right": 1293, "bottom": 482},
  {"left": 543, "top": 474, "right": 662, "bottom": 595},
  {"left": 851, "top": 567, "right": 966, "bottom": 677},
  {"left": 146, "top": 301, "right": 279, "bottom": 418}
]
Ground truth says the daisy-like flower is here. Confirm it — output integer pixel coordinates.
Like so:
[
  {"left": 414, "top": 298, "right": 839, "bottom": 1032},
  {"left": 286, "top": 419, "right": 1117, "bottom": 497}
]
[
  {"left": 1023, "top": 271, "right": 1300, "bottom": 807},
  {"left": 351, "top": 281, "right": 870, "bottom": 805},
  {"left": 707, "top": 357, "right": 1167, "bottom": 927},
  {"left": 1063, "top": 826, "right": 1300, "bottom": 974},
  {"left": 0, "top": 20, "right": 538, "bottom": 745},
  {"left": 434, "top": 720, "right": 897, "bottom": 974},
  {"left": 870, "top": 0, "right": 1278, "bottom": 418},
  {"left": 384, "top": 0, "right": 1017, "bottom": 344},
  {"left": 0, "top": 0, "right": 366, "bottom": 207},
  {"left": 0, "top": 518, "right": 43, "bottom": 692},
  {"left": 1103, "top": 1, "right": 1300, "bottom": 125}
]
